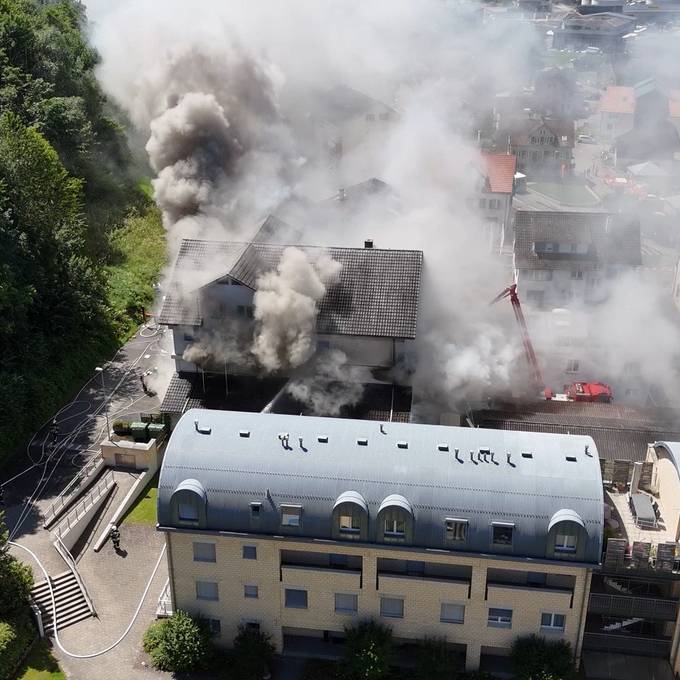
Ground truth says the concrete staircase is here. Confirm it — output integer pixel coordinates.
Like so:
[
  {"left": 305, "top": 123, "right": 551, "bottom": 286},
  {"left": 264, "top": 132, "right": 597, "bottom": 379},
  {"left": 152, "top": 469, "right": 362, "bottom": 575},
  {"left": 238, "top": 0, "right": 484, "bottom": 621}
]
[{"left": 31, "top": 571, "right": 92, "bottom": 631}]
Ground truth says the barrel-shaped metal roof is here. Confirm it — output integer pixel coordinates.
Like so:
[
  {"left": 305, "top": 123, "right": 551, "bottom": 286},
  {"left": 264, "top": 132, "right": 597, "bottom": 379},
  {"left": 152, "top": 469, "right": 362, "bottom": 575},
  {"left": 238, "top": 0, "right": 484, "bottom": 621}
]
[{"left": 158, "top": 409, "right": 604, "bottom": 563}]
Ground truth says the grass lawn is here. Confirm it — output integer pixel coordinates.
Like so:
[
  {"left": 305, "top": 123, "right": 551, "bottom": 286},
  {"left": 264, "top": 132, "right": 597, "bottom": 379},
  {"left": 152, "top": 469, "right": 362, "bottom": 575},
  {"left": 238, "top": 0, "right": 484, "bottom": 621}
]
[
  {"left": 122, "top": 473, "right": 159, "bottom": 525},
  {"left": 15, "top": 641, "right": 65, "bottom": 680}
]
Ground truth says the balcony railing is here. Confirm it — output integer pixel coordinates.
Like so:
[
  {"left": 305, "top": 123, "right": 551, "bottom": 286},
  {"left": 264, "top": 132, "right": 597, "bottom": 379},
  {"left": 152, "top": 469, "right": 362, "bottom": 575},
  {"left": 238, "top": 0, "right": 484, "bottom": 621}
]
[
  {"left": 583, "top": 632, "right": 671, "bottom": 658},
  {"left": 589, "top": 593, "right": 678, "bottom": 621}
]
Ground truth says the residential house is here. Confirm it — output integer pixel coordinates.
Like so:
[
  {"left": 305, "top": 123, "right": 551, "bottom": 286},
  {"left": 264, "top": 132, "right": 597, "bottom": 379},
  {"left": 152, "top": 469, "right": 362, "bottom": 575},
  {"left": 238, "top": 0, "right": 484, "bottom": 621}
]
[
  {"left": 551, "top": 12, "right": 635, "bottom": 53},
  {"left": 496, "top": 117, "right": 574, "bottom": 180},
  {"left": 157, "top": 408, "right": 603, "bottom": 672},
  {"left": 512, "top": 181, "right": 641, "bottom": 308},
  {"left": 475, "top": 153, "right": 517, "bottom": 250}
]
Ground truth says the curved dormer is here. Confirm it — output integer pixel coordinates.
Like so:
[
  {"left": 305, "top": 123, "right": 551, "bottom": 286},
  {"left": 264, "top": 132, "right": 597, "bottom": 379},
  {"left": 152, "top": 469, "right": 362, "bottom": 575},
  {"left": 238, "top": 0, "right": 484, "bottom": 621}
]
[
  {"left": 332, "top": 491, "right": 369, "bottom": 541},
  {"left": 377, "top": 494, "right": 414, "bottom": 544},
  {"left": 547, "top": 508, "right": 588, "bottom": 561},
  {"left": 171, "top": 478, "right": 207, "bottom": 528}
]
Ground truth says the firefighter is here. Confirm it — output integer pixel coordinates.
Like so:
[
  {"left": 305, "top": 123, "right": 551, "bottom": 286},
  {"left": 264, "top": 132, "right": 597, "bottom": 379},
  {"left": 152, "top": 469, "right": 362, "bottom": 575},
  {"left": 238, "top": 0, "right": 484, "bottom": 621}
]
[
  {"left": 140, "top": 374, "right": 148, "bottom": 395},
  {"left": 49, "top": 419, "right": 59, "bottom": 447},
  {"left": 110, "top": 524, "right": 121, "bottom": 550}
]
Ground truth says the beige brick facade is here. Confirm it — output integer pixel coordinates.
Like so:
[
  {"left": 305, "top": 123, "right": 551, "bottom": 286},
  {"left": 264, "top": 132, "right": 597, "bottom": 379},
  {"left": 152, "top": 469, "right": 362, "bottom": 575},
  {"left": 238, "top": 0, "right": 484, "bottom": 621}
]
[{"left": 165, "top": 530, "right": 593, "bottom": 671}]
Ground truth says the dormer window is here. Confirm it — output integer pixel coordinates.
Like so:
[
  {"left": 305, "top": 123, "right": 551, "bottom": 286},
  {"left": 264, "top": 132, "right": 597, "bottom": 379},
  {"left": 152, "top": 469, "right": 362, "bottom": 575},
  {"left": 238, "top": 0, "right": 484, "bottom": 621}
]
[
  {"left": 445, "top": 518, "right": 468, "bottom": 545},
  {"left": 281, "top": 505, "right": 302, "bottom": 527},
  {"left": 179, "top": 502, "right": 199, "bottom": 522},
  {"left": 377, "top": 495, "right": 414, "bottom": 544},
  {"left": 492, "top": 522, "right": 514, "bottom": 547},
  {"left": 548, "top": 509, "right": 587, "bottom": 559},
  {"left": 555, "top": 532, "right": 577, "bottom": 553},
  {"left": 171, "top": 478, "right": 207, "bottom": 528},
  {"left": 332, "top": 491, "right": 368, "bottom": 541}
]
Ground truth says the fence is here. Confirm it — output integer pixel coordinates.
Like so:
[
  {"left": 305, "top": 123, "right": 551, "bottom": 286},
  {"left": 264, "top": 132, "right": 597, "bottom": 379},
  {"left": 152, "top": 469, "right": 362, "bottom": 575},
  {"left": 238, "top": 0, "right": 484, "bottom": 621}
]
[
  {"left": 589, "top": 593, "right": 678, "bottom": 621},
  {"left": 156, "top": 579, "right": 173, "bottom": 618},
  {"left": 43, "top": 455, "right": 104, "bottom": 528},
  {"left": 52, "top": 469, "right": 115, "bottom": 547}
]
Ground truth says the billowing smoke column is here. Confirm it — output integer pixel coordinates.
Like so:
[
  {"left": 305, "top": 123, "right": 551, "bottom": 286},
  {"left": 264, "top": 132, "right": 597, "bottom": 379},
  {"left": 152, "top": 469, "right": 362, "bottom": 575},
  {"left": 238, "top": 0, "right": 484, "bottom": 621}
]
[
  {"left": 287, "top": 350, "right": 369, "bottom": 416},
  {"left": 252, "top": 248, "right": 342, "bottom": 372}
]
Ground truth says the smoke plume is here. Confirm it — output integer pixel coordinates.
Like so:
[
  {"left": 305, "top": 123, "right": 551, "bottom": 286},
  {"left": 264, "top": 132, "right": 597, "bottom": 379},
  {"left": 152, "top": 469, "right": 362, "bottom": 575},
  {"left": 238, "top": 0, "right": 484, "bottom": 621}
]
[
  {"left": 287, "top": 350, "right": 370, "bottom": 416},
  {"left": 252, "top": 248, "right": 341, "bottom": 372}
]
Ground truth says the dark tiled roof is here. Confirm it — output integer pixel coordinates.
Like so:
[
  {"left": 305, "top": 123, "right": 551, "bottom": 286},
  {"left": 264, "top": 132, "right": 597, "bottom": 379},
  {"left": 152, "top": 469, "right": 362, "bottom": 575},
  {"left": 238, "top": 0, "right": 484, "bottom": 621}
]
[
  {"left": 473, "top": 401, "right": 680, "bottom": 462},
  {"left": 229, "top": 244, "right": 423, "bottom": 338},
  {"left": 158, "top": 294, "right": 201, "bottom": 326},
  {"left": 159, "top": 373, "right": 196, "bottom": 413},
  {"left": 513, "top": 210, "right": 641, "bottom": 270}
]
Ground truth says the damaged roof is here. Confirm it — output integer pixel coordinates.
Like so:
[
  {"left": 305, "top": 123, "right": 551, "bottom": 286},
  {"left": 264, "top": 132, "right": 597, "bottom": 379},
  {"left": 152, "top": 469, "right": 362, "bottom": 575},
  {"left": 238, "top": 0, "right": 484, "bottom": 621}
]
[{"left": 159, "top": 239, "right": 423, "bottom": 339}]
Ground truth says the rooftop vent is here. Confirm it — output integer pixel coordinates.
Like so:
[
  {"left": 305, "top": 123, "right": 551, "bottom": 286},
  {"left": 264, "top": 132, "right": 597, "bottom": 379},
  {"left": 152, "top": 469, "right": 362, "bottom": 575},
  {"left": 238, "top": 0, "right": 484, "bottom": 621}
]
[
  {"left": 194, "top": 420, "right": 211, "bottom": 435},
  {"left": 438, "top": 443, "right": 449, "bottom": 452},
  {"left": 239, "top": 430, "right": 250, "bottom": 438},
  {"left": 566, "top": 456, "right": 577, "bottom": 462},
  {"left": 521, "top": 452, "right": 533, "bottom": 459},
  {"left": 318, "top": 435, "right": 329, "bottom": 443},
  {"left": 364, "top": 238, "right": 374, "bottom": 249},
  {"left": 397, "top": 441, "right": 408, "bottom": 450},
  {"left": 357, "top": 438, "right": 368, "bottom": 446}
]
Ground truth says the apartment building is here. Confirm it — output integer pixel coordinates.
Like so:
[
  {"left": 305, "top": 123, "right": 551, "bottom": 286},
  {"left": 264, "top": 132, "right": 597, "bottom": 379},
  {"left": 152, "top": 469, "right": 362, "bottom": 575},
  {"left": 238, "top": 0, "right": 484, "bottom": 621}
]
[{"left": 157, "top": 409, "right": 603, "bottom": 672}]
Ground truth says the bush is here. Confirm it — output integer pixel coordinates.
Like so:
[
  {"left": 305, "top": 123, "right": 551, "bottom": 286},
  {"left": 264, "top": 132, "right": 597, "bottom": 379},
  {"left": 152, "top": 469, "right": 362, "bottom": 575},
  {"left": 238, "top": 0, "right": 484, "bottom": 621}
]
[
  {"left": 510, "top": 635, "right": 575, "bottom": 680},
  {"left": 0, "top": 512, "right": 34, "bottom": 618},
  {"left": 0, "top": 616, "right": 37, "bottom": 680},
  {"left": 412, "top": 637, "right": 459, "bottom": 680},
  {"left": 301, "top": 658, "right": 343, "bottom": 680},
  {"left": 112, "top": 419, "right": 131, "bottom": 435},
  {"left": 344, "top": 619, "right": 393, "bottom": 680},
  {"left": 231, "top": 624, "right": 276, "bottom": 680},
  {"left": 142, "top": 610, "right": 212, "bottom": 672}
]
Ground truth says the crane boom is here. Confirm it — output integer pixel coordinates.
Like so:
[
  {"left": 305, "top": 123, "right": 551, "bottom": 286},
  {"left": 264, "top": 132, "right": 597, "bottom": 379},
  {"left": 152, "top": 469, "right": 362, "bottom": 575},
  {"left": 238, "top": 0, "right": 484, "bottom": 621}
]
[{"left": 490, "top": 284, "right": 545, "bottom": 392}]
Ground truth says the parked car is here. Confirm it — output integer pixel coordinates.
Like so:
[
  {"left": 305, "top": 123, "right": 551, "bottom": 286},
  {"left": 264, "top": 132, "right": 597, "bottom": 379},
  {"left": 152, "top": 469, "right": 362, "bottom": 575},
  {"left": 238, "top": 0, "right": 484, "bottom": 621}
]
[{"left": 577, "top": 134, "right": 596, "bottom": 144}]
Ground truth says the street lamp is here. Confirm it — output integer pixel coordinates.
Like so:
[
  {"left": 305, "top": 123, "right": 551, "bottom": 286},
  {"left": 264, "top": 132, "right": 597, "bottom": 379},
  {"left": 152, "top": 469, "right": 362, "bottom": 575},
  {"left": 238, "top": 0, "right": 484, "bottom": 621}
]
[{"left": 95, "top": 366, "right": 111, "bottom": 439}]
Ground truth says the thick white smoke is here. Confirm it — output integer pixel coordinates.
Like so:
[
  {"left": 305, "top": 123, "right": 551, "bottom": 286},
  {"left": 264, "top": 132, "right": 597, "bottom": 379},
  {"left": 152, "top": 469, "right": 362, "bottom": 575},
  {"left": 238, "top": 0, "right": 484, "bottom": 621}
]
[
  {"left": 252, "top": 248, "right": 341, "bottom": 372},
  {"left": 287, "top": 350, "right": 370, "bottom": 416}
]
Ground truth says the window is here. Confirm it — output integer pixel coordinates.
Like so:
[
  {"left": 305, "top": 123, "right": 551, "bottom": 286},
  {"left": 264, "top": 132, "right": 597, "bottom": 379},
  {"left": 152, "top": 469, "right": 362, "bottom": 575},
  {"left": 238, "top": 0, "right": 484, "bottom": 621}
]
[
  {"left": 406, "top": 560, "right": 425, "bottom": 576},
  {"left": 541, "top": 612, "right": 566, "bottom": 631},
  {"left": 488, "top": 608, "right": 513, "bottom": 628},
  {"left": 555, "top": 533, "right": 577, "bottom": 553},
  {"left": 285, "top": 589, "right": 308, "bottom": 609},
  {"left": 250, "top": 502, "right": 262, "bottom": 519},
  {"left": 206, "top": 618, "right": 221, "bottom": 635},
  {"left": 242, "top": 545, "right": 257, "bottom": 560},
  {"left": 527, "top": 571, "right": 547, "bottom": 587},
  {"left": 281, "top": 505, "right": 302, "bottom": 527},
  {"left": 366, "top": 113, "right": 376, "bottom": 121},
  {"left": 445, "top": 519, "right": 468, "bottom": 543},
  {"left": 193, "top": 542, "right": 216, "bottom": 563},
  {"left": 183, "top": 333, "right": 195, "bottom": 342},
  {"left": 178, "top": 502, "right": 199, "bottom": 522},
  {"left": 335, "top": 593, "right": 358, "bottom": 614},
  {"left": 492, "top": 523, "right": 514, "bottom": 546},
  {"left": 196, "top": 580, "right": 219, "bottom": 601},
  {"left": 566, "top": 359, "right": 579, "bottom": 373},
  {"left": 479, "top": 198, "right": 487, "bottom": 209},
  {"left": 441, "top": 603, "right": 465, "bottom": 624},
  {"left": 380, "top": 597, "right": 404, "bottom": 619},
  {"left": 571, "top": 270, "right": 583, "bottom": 280},
  {"left": 339, "top": 514, "right": 361, "bottom": 534},
  {"left": 489, "top": 198, "right": 501, "bottom": 210},
  {"left": 244, "top": 621, "right": 260, "bottom": 632},
  {"left": 384, "top": 518, "right": 405, "bottom": 538},
  {"left": 330, "top": 553, "right": 349, "bottom": 568},
  {"left": 244, "top": 585, "right": 259, "bottom": 599},
  {"left": 379, "top": 112, "right": 389, "bottom": 121},
  {"left": 237, "top": 305, "right": 254, "bottom": 319}
]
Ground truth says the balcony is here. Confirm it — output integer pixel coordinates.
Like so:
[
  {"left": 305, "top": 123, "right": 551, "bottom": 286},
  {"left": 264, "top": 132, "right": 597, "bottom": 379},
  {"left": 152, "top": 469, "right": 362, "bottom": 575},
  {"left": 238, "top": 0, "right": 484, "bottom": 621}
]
[
  {"left": 583, "top": 632, "right": 672, "bottom": 658},
  {"left": 486, "top": 582, "right": 573, "bottom": 610},
  {"left": 377, "top": 573, "right": 470, "bottom": 600},
  {"left": 281, "top": 564, "right": 362, "bottom": 591},
  {"left": 588, "top": 593, "right": 677, "bottom": 621}
]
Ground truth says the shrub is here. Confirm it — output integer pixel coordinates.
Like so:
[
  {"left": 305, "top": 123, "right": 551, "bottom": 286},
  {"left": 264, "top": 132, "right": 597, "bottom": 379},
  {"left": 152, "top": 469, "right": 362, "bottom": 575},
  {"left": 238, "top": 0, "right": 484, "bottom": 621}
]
[
  {"left": 412, "top": 637, "right": 458, "bottom": 680},
  {"left": 231, "top": 624, "right": 276, "bottom": 680},
  {"left": 344, "top": 619, "right": 393, "bottom": 680},
  {"left": 0, "top": 616, "right": 36, "bottom": 680},
  {"left": 112, "top": 420, "right": 131, "bottom": 435},
  {"left": 510, "top": 635, "right": 575, "bottom": 680},
  {"left": 142, "top": 610, "right": 212, "bottom": 672},
  {"left": 0, "top": 512, "right": 34, "bottom": 618},
  {"left": 301, "top": 658, "right": 343, "bottom": 680}
]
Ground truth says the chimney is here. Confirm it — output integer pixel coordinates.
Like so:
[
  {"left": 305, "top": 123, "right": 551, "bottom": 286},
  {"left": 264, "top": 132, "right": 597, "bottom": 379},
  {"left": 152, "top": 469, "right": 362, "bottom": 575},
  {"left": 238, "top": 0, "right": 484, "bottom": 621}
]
[{"left": 364, "top": 239, "right": 374, "bottom": 249}]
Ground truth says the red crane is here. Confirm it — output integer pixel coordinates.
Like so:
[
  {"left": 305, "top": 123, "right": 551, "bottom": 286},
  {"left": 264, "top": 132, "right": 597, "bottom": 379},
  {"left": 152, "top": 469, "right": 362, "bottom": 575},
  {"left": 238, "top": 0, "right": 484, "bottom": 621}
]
[{"left": 491, "top": 283, "right": 613, "bottom": 403}]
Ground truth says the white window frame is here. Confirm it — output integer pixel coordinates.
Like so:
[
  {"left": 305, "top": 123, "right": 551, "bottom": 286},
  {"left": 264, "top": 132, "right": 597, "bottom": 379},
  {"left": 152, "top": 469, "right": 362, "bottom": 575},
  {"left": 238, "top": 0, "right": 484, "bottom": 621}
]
[
  {"left": 380, "top": 596, "right": 404, "bottom": 619},
  {"left": 491, "top": 522, "right": 514, "bottom": 547},
  {"left": 488, "top": 607, "right": 513, "bottom": 628},
  {"left": 242, "top": 545, "right": 257, "bottom": 560},
  {"left": 445, "top": 518, "right": 468, "bottom": 543},
  {"left": 281, "top": 504, "right": 302, "bottom": 527},
  {"left": 334, "top": 593, "right": 358, "bottom": 615},
  {"left": 384, "top": 517, "right": 406, "bottom": 538},
  {"left": 555, "top": 532, "right": 577, "bottom": 553},
  {"left": 440, "top": 602, "right": 465, "bottom": 624},
  {"left": 195, "top": 580, "right": 219, "bottom": 601},
  {"left": 339, "top": 513, "right": 361, "bottom": 534},
  {"left": 284, "top": 588, "right": 308, "bottom": 609},
  {"left": 192, "top": 541, "right": 216, "bottom": 563},
  {"left": 178, "top": 501, "right": 199, "bottom": 522},
  {"left": 540, "top": 612, "right": 566, "bottom": 632},
  {"left": 244, "top": 584, "right": 259, "bottom": 599}
]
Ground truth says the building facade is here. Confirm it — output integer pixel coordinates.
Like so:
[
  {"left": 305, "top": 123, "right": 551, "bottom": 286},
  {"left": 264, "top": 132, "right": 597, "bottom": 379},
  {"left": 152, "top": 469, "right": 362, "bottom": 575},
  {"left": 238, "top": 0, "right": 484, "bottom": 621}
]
[{"left": 157, "top": 409, "right": 603, "bottom": 671}]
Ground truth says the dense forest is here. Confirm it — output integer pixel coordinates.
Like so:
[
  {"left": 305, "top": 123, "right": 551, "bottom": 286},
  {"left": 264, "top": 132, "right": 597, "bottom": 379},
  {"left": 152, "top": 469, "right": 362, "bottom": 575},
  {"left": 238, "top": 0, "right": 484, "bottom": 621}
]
[{"left": 0, "top": 0, "right": 165, "bottom": 465}]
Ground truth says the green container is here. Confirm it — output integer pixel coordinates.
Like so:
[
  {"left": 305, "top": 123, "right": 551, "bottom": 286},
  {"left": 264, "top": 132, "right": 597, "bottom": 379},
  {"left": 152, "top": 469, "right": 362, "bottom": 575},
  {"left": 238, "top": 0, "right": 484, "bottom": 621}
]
[
  {"left": 147, "top": 423, "right": 166, "bottom": 440},
  {"left": 130, "top": 421, "right": 149, "bottom": 442}
]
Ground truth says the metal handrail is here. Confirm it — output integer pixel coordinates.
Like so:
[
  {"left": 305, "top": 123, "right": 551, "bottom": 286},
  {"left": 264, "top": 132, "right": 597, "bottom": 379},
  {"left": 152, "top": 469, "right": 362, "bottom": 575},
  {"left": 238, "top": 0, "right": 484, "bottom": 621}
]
[
  {"left": 43, "top": 456, "right": 103, "bottom": 527},
  {"left": 156, "top": 579, "right": 172, "bottom": 617},
  {"left": 589, "top": 592, "right": 677, "bottom": 619},
  {"left": 52, "top": 469, "right": 114, "bottom": 540},
  {"left": 53, "top": 535, "right": 96, "bottom": 616}
]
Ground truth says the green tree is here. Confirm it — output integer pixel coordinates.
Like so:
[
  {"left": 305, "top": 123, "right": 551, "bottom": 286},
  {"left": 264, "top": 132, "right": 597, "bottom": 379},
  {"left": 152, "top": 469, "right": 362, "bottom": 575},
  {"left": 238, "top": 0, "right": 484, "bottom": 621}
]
[
  {"left": 230, "top": 624, "right": 275, "bottom": 680},
  {"left": 412, "top": 637, "right": 458, "bottom": 680},
  {"left": 510, "top": 635, "right": 575, "bottom": 680},
  {"left": 343, "top": 619, "right": 393, "bottom": 680},
  {"left": 142, "top": 610, "right": 212, "bottom": 672},
  {"left": 0, "top": 511, "right": 33, "bottom": 618}
]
